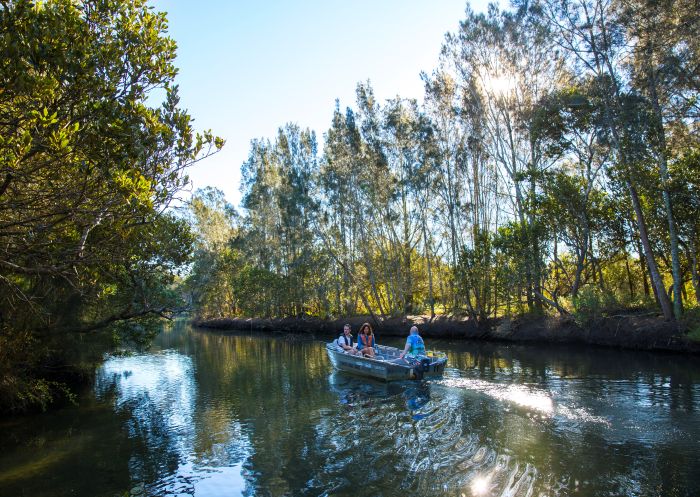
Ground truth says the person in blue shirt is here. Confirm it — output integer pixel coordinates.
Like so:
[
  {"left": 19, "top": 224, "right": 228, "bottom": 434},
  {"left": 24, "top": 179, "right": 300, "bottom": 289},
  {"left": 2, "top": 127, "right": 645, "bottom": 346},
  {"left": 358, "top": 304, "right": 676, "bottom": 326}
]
[{"left": 399, "top": 325, "right": 426, "bottom": 360}]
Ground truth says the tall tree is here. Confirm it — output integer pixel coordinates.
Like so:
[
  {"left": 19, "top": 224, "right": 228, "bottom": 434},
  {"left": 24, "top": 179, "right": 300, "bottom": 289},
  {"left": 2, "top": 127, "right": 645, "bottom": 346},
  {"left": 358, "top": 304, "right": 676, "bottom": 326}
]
[
  {"left": 621, "top": 0, "right": 700, "bottom": 317},
  {"left": 532, "top": 0, "right": 675, "bottom": 319}
]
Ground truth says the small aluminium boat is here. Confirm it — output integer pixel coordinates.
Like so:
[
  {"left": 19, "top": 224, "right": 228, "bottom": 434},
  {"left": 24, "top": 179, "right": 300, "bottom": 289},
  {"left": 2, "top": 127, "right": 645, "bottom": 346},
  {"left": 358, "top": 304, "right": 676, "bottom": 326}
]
[{"left": 325, "top": 343, "right": 447, "bottom": 381}]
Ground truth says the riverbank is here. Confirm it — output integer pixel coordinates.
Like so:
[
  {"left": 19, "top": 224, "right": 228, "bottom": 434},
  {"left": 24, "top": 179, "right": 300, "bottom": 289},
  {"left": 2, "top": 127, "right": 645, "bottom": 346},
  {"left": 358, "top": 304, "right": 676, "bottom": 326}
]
[{"left": 193, "top": 313, "right": 700, "bottom": 353}]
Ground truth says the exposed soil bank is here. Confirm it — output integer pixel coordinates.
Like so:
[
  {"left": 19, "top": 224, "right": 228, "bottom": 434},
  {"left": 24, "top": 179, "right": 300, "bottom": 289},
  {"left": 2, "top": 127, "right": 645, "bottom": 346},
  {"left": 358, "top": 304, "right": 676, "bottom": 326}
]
[{"left": 193, "top": 313, "right": 700, "bottom": 353}]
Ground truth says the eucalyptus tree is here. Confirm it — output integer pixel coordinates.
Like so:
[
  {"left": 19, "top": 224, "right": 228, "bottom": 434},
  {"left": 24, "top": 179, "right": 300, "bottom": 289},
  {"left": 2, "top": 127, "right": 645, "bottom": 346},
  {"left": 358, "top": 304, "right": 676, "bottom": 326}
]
[
  {"left": 618, "top": 0, "right": 700, "bottom": 316},
  {"left": 239, "top": 124, "right": 319, "bottom": 316},
  {"left": 240, "top": 138, "right": 281, "bottom": 276},
  {"left": 531, "top": 0, "right": 676, "bottom": 319},
  {"left": 422, "top": 70, "right": 470, "bottom": 311},
  {"left": 318, "top": 103, "right": 364, "bottom": 315},
  {"left": 442, "top": 4, "right": 567, "bottom": 314},
  {"left": 184, "top": 188, "right": 239, "bottom": 318},
  {"left": 317, "top": 95, "right": 391, "bottom": 321},
  {"left": 532, "top": 81, "right": 614, "bottom": 298},
  {"left": 274, "top": 124, "right": 319, "bottom": 314},
  {"left": 672, "top": 149, "right": 700, "bottom": 303},
  {"left": 352, "top": 82, "right": 400, "bottom": 316},
  {"left": 381, "top": 97, "right": 435, "bottom": 314}
]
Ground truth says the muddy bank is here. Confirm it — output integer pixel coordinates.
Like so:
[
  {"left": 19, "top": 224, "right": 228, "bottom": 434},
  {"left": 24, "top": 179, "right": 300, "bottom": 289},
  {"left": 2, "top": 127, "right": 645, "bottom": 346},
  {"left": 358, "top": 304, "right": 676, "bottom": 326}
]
[{"left": 192, "top": 313, "right": 700, "bottom": 353}]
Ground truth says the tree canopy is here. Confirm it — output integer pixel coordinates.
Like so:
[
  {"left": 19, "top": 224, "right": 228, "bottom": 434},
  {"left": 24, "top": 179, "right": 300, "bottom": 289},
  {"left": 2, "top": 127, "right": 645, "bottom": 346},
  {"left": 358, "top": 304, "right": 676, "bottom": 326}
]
[{"left": 0, "top": 0, "right": 222, "bottom": 412}]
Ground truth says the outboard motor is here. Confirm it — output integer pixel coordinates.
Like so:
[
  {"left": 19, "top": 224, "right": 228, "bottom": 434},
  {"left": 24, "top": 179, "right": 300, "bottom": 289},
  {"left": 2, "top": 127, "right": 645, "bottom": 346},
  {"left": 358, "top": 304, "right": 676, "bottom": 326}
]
[
  {"left": 413, "top": 357, "right": 432, "bottom": 380},
  {"left": 412, "top": 366, "right": 424, "bottom": 380}
]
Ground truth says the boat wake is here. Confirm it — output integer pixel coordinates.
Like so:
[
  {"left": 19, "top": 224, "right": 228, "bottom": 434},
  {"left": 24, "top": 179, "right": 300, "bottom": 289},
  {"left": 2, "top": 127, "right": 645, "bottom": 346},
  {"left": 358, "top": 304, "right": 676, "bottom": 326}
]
[{"left": 437, "top": 375, "right": 610, "bottom": 425}]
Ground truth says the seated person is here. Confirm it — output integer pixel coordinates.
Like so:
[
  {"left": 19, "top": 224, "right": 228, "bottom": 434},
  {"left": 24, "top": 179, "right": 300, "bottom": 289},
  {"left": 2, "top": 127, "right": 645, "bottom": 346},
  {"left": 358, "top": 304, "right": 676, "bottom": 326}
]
[
  {"left": 399, "top": 325, "right": 426, "bottom": 361},
  {"left": 357, "top": 322, "right": 376, "bottom": 358},
  {"left": 336, "top": 324, "right": 359, "bottom": 355}
]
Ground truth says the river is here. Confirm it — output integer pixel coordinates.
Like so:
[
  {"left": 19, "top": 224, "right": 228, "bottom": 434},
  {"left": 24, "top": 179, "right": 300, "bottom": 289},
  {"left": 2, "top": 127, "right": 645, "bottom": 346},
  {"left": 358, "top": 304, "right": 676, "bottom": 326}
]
[{"left": 1, "top": 321, "right": 699, "bottom": 496}]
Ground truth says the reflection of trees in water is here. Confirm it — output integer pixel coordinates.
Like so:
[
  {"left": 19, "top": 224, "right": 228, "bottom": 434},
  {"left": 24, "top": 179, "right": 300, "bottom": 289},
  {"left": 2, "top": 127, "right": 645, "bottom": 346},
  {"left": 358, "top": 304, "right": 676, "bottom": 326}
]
[
  {"left": 438, "top": 338, "right": 700, "bottom": 382},
  {"left": 2, "top": 324, "right": 699, "bottom": 496},
  {"left": 93, "top": 326, "right": 700, "bottom": 496},
  {"left": 185, "top": 329, "right": 700, "bottom": 496},
  {"left": 95, "top": 352, "right": 199, "bottom": 493},
  {"left": 0, "top": 397, "right": 138, "bottom": 497},
  {"left": 187, "top": 331, "right": 335, "bottom": 496}
]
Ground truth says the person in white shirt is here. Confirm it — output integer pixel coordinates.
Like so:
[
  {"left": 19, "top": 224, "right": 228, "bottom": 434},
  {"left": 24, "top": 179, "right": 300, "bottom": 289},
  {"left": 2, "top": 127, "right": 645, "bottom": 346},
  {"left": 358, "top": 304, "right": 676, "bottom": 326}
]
[{"left": 336, "top": 324, "right": 359, "bottom": 355}]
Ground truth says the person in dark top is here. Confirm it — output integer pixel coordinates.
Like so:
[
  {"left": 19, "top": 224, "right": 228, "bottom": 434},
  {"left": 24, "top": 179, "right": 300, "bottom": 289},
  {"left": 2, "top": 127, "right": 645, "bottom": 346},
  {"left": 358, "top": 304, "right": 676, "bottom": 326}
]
[{"left": 336, "top": 323, "right": 359, "bottom": 355}]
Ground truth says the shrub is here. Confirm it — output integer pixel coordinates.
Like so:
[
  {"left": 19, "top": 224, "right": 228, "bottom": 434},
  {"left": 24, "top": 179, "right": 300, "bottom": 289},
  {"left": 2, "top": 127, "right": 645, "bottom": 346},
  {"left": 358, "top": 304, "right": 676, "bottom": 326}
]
[
  {"left": 572, "top": 286, "right": 618, "bottom": 327},
  {"left": 682, "top": 306, "right": 700, "bottom": 342}
]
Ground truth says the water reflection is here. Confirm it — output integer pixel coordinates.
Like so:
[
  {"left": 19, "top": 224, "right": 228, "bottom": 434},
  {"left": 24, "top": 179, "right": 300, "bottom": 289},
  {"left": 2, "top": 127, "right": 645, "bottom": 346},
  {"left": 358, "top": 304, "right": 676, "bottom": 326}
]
[
  {"left": 94, "top": 351, "right": 249, "bottom": 496},
  {"left": 1, "top": 324, "right": 699, "bottom": 497}
]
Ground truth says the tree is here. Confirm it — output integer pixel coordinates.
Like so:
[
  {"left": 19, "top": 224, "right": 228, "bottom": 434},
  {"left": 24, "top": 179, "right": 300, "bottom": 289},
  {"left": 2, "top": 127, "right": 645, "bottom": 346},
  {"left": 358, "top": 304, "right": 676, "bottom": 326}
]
[
  {"left": 620, "top": 0, "right": 700, "bottom": 317},
  {"left": 0, "top": 0, "right": 222, "bottom": 412},
  {"left": 239, "top": 124, "right": 319, "bottom": 316},
  {"left": 532, "top": 0, "right": 676, "bottom": 319},
  {"left": 183, "top": 188, "right": 238, "bottom": 318},
  {"left": 442, "top": 4, "right": 566, "bottom": 314}
]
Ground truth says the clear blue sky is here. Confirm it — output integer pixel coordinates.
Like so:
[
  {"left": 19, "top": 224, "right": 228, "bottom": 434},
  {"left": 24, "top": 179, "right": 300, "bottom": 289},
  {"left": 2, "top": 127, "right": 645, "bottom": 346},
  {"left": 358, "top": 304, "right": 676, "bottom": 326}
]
[{"left": 151, "top": 1, "right": 491, "bottom": 207}]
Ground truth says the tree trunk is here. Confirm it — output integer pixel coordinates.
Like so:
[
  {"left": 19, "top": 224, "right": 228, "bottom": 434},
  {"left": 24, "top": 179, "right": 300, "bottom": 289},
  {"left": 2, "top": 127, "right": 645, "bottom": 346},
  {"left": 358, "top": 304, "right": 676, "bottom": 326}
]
[
  {"left": 625, "top": 253, "right": 635, "bottom": 300},
  {"left": 533, "top": 289, "right": 569, "bottom": 315},
  {"left": 422, "top": 212, "right": 435, "bottom": 319},
  {"left": 690, "top": 238, "right": 700, "bottom": 305},
  {"left": 628, "top": 181, "right": 674, "bottom": 320},
  {"left": 650, "top": 77, "right": 683, "bottom": 318},
  {"left": 315, "top": 224, "right": 382, "bottom": 326},
  {"left": 554, "top": 234, "right": 560, "bottom": 295},
  {"left": 637, "top": 45, "right": 683, "bottom": 317},
  {"left": 572, "top": 224, "right": 589, "bottom": 298},
  {"left": 633, "top": 227, "right": 651, "bottom": 297}
]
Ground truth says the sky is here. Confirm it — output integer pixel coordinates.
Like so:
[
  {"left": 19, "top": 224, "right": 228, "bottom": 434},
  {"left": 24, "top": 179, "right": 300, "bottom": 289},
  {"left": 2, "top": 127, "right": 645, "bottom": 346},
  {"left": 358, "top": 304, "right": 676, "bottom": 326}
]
[{"left": 151, "top": 1, "right": 492, "bottom": 207}]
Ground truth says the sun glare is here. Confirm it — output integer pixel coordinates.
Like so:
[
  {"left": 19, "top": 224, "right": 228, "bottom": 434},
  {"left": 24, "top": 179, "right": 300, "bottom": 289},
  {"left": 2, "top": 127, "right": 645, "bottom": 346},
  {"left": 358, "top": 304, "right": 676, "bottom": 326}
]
[
  {"left": 479, "top": 72, "right": 518, "bottom": 98},
  {"left": 470, "top": 475, "right": 491, "bottom": 495}
]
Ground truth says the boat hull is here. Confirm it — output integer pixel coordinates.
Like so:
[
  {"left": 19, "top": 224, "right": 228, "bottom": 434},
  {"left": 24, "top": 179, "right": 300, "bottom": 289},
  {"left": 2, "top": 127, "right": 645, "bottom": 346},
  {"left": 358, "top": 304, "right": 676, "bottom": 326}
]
[{"left": 325, "top": 343, "right": 447, "bottom": 381}]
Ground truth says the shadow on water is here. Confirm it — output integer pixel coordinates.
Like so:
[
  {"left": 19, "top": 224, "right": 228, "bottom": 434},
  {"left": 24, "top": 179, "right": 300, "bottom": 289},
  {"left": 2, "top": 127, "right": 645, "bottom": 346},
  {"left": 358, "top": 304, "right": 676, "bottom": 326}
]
[
  {"left": 0, "top": 322, "right": 699, "bottom": 497},
  {"left": 327, "top": 371, "right": 432, "bottom": 418}
]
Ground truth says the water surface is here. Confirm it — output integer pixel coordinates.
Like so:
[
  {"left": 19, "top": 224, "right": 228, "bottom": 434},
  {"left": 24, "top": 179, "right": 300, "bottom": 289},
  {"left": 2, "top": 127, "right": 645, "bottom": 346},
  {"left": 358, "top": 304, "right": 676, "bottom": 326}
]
[{"left": 1, "top": 322, "right": 699, "bottom": 496}]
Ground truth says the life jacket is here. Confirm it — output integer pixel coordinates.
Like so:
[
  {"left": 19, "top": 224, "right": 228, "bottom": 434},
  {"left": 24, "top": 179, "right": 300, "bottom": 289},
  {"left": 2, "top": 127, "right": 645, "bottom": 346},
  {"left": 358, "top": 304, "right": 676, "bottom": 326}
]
[
  {"left": 339, "top": 334, "right": 353, "bottom": 347},
  {"left": 359, "top": 333, "right": 374, "bottom": 348}
]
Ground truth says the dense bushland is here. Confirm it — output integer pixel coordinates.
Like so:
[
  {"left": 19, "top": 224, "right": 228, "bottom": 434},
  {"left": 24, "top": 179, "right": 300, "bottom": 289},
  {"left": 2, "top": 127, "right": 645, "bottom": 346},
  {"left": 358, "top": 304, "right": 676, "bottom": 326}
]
[{"left": 185, "top": 0, "right": 699, "bottom": 329}]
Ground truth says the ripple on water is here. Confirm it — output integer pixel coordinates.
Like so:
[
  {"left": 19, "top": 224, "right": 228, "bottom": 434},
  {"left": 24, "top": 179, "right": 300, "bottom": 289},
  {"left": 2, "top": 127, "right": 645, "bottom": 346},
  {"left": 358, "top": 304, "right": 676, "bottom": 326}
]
[
  {"left": 312, "top": 375, "right": 544, "bottom": 497},
  {"left": 4, "top": 328, "right": 700, "bottom": 497}
]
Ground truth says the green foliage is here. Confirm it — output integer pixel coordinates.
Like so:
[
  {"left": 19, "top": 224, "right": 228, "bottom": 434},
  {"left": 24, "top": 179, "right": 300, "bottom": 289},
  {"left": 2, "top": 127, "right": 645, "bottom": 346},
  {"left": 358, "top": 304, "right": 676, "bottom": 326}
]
[
  {"left": 456, "top": 229, "right": 495, "bottom": 321},
  {"left": 0, "top": 0, "right": 222, "bottom": 413},
  {"left": 682, "top": 307, "right": 700, "bottom": 342},
  {"left": 572, "top": 286, "right": 619, "bottom": 327},
  {"left": 181, "top": 0, "right": 699, "bottom": 333},
  {"left": 2, "top": 0, "right": 696, "bottom": 416}
]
